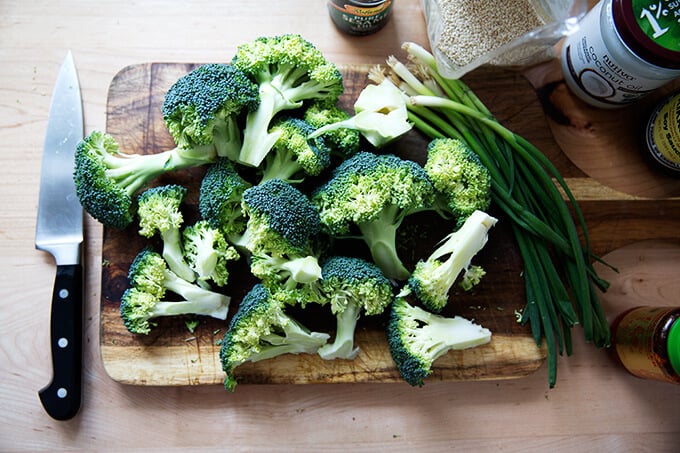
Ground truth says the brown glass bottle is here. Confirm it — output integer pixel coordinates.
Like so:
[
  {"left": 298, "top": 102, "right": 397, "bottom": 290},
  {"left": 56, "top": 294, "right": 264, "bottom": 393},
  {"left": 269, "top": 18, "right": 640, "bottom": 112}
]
[{"left": 610, "top": 306, "right": 680, "bottom": 384}]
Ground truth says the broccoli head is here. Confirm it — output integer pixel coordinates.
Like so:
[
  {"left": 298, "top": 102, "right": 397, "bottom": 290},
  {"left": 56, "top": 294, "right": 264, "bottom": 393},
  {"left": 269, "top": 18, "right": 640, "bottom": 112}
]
[
  {"left": 316, "top": 256, "right": 394, "bottom": 360},
  {"left": 198, "top": 157, "right": 252, "bottom": 239},
  {"left": 182, "top": 220, "right": 240, "bottom": 289},
  {"left": 161, "top": 63, "right": 259, "bottom": 160},
  {"left": 311, "top": 151, "right": 435, "bottom": 280},
  {"left": 424, "top": 138, "right": 491, "bottom": 226},
  {"left": 237, "top": 178, "right": 321, "bottom": 257},
  {"left": 219, "top": 283, "right": 330, "bottom": 391},
  {"left": 387, "top": 296, "right": 492, "bottom": 386},
  {"left": 260, "top": 117, "right": 332, "bottom": 184},
  {"left": 121, "top": 248, "right": 231, "bottom": 335},
  {"left": 404, "top": 210, "right": 497, "bottom": 313},
  {"left": 136, "top": 184, "right": 195, "bottom": 283},
  {"left": 231, "top": 34, "right": 344, "bottom": 167}
]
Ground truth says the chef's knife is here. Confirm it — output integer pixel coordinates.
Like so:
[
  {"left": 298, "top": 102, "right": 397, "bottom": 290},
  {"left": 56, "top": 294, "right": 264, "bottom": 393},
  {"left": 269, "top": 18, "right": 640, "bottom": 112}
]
[{"left": 35, "top": 51, "right": 84, "bottom": 421}]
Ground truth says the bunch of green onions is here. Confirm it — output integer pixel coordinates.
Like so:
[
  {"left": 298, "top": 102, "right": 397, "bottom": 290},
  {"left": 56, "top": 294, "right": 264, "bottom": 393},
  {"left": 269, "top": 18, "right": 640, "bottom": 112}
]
[{"left": 373, "top": 42, "right": 611, "bottom": 387}]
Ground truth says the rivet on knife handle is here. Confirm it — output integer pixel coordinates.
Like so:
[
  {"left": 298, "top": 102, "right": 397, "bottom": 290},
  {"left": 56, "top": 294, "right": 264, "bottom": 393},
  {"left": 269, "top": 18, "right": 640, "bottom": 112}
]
[{"left": 38, "top": 264, "right": 83, "bottom": 421}]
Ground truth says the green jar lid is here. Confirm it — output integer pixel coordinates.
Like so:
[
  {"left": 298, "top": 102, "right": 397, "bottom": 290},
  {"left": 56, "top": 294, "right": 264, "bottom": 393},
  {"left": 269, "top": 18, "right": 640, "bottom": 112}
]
[{"left": 668, "top": 317, "right": 680, "bottom": 376}]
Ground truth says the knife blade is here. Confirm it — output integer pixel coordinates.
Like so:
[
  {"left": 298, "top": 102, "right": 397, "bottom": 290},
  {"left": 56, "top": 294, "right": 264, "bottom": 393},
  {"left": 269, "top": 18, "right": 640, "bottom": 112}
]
[{"left": 35, "top": 51, "right": 84, "bottom": 421}]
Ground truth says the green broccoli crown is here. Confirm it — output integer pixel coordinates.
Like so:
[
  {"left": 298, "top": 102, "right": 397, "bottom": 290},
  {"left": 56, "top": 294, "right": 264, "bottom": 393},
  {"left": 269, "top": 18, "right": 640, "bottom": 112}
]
[
  {"left": 161, "top": 63, "right": 259, "bottom": 150},
  {"left": 136, "top": 184, "right": 187, "bottom": 238},
  {"left": 311, "top": 151, "right": 435, "bottom": 235},
  {"left": 304, "top": 102, "right": 361, "bottom": 158},
  {"left": 127, "top": 248, "right": 168, "bottom": 299},
  {"left": 219, "top": 283, "right": 329, "bottom": 391},
  {"left": 261, "top": 117, "right": 332, "bottom": 183},
  {"left": 424, "top": 138, "right": 491, "bottom": 224},
  {"left": 231, "top": 34, "right": 343, "bottom": 102},
  {"left": 120, "top": 287, "right": 160, "bottom": 335},
  {"left": 250, "top": 253, "right": 323, "bottom": 307},
  {"left": 73, "top": 131, "right": 148, "bottom": 229},
  {"left": 198, "top": 158, "right": 252, "bottom": 235},
  {"left": 183, "top": 220, "right": 240, "bottom": 288},
  {"left": 241, "top": 179, "right": 321, "bottom": 256},
  {"left": 386, "top": 297, "right": 432, "bottom": 387},
  {"left": 320, "top": 256, "right": 393, "bottom": 316}
]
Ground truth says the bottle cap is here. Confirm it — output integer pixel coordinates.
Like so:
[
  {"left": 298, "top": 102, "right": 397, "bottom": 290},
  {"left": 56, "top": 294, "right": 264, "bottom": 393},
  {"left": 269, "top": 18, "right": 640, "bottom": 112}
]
[
  {"left": 668, "top": 317, "right": 680, "bottom": 376},
  {"left": 613, "top": 0, "right": 680, "bottom": 69}
]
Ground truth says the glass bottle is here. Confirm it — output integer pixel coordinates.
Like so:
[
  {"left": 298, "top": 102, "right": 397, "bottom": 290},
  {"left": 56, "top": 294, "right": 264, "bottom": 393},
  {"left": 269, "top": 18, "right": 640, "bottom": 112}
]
[
  {"left": 561, "top": 0, "right": 680, "bottom": 108},
  {"left": 610, "top": 306, "right": 680, "bottom": 384},
  {"left": 327, "top": 0, "right": 393, "bottom": 36}
]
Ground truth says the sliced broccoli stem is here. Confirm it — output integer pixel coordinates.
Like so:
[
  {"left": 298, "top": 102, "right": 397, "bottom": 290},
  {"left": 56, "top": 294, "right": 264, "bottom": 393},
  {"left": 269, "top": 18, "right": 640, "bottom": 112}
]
[
  {"left": 160, "top": 268, "right": 230, "bottom": 319},
  {"left": 357, "top": 205, "right": 409, "bottom": 280},
  {"left": 318, "top": 301, "right": 361, "bottom": 360},
  {"left": 281, "top": 255, "right": 322, "bottom": 284}
]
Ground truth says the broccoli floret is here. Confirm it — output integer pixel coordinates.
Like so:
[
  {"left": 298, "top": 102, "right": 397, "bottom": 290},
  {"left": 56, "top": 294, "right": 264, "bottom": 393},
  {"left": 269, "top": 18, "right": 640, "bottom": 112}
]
[
  {"left": 311, "top": 151, "right": 435, "bottom": 280},
  {"left": 198, "top": 157, "right": 252, "bottom": 240},
  {"left": 136, "top": 184, "right": 195, "bottom": 283},
  {"left": 303, "top": 101, "right": 361, "bottom": 159},
  {"left": 75, "top": 65, "right": 257, "bottom": 230},
  {"left": 74, "top": 131, "right": 214, "bottom": 230},
  {"left": 249, "top": 253, "right": 323, "bottom": 306},
  {"left": 219, "top": 284, "right": 330, "bottom": 391},
  {"left": 403, "top": 210, "right": 497, "bottom": 313},
  {"left": 161, "top": 63, "right": 259, "bottom": 161},
  {"left": 121, "top": 249, "right": 231, "bottom": 335},
  {"left": 182, "top": 220, "right": 240, "bottom": 289},
  {"left": 387, "top": 296, "right": 492, "bottom": 386},
  {"left": 231, "top": 34, "right": 344, "bottom": 168},
  {"left": 316, "top": 256, "right": 394, "bottom": 360},
  {"left": 424, "top": 138, "right": 491, "bottom": 226},
  {"left": 307, "top": 79, "right": 412, "bottom": 148},
  {"left": 237, "top": 178, "right": 321, "bottom": 257},
  {"left": 235, "top": 179, "right": 324, "bottom": 304},
  {"left": 259, "top": 117, "right": 331, "bottom": 184}
]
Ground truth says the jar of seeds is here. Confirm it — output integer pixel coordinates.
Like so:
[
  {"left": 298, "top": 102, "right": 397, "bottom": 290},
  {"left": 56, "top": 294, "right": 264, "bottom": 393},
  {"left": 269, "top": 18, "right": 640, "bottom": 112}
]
[{"left": 422, "top": 0, "right": 588, "bottom": 79}]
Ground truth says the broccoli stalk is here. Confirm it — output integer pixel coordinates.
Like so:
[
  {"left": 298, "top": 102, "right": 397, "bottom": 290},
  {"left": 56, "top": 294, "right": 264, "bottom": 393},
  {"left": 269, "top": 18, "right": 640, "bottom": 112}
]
[
  {"left": 403, "top": 210, "right": 498, "bottom": 313},
  {"left": 121, "top": 249, "right": 231, "bottom": 335},
  {"left": 317, "top": 256, "right": 394, "bottom": 360},
  {"left": 136, "top": 184, "right": 195, "bottom": 283},
  {"left": 387, "top": 296, "right": 492, "bottom": 387},
  {"left": 307, "top": 79, "right": 413, "bottom": 148},
  {"left": 219, "top": 284, "right": 330, "bottom": 391},
  {"left": 231, "top": 34, "right": 344, "bottom": 168},
  {"left": 303, "top": 102, "right": 361, "bottom": 159}
]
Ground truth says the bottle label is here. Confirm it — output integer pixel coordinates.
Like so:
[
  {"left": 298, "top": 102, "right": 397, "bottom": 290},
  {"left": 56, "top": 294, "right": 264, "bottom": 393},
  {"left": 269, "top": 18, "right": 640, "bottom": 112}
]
[
  {"left": 632, "top": 0, "right": 680, "bottom": 53},
  {"left": 614, "top": 307, "right": 677, "bottom": 382},
  {"left": 646, "top": 92, "right": 680, "bottom": 171},
  {"left": 327, "top": 1, "right": 392, "bottom": 35},
  {"left": 562, "top": 1, "right": 679, "bottom": 107}
]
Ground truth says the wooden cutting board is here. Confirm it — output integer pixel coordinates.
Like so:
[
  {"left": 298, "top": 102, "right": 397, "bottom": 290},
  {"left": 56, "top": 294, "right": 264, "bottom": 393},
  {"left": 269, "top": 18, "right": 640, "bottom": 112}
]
[{"left": 100, "top": 62, "right": 680, "bottom": 387}]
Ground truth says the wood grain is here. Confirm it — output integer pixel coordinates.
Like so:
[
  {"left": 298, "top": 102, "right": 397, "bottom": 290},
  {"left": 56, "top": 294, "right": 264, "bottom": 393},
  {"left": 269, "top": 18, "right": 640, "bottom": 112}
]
[{"left": 101, "top": 63, "right": 553, "bottom": 386}]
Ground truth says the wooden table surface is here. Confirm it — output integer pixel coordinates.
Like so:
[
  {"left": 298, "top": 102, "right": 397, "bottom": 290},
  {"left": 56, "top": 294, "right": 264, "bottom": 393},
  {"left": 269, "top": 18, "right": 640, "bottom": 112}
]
[{"left": 2, "top": 0, "right": 679, "bottom": 450}]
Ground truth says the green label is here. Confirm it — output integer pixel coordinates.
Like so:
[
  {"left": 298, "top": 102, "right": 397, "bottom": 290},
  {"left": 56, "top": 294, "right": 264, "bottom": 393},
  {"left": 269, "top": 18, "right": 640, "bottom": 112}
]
[{"left": 633, "top": 0, "right": 680, "bottom": 52}]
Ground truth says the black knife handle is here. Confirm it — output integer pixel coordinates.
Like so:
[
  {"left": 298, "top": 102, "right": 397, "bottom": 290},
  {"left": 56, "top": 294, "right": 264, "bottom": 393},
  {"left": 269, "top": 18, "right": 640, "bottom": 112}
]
[{"left": 39, "top": 263, "right": 83, "bottom": 421}]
